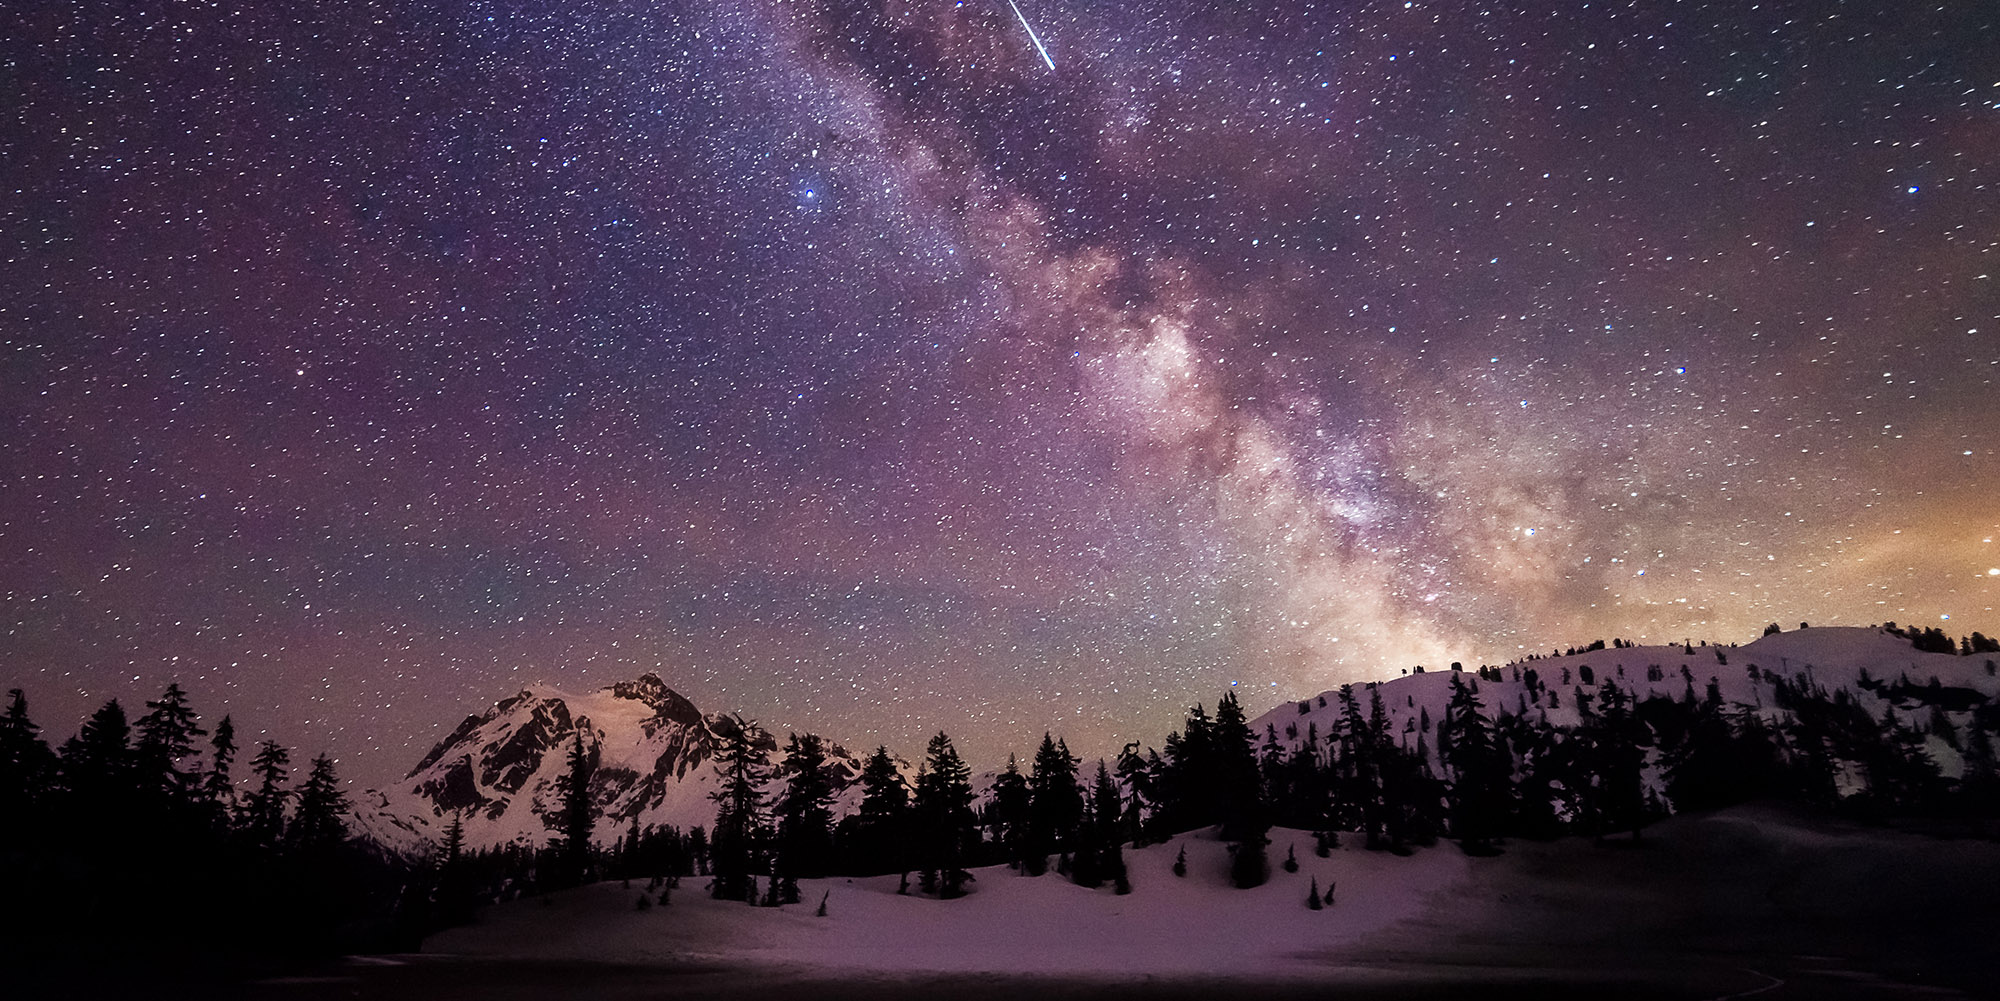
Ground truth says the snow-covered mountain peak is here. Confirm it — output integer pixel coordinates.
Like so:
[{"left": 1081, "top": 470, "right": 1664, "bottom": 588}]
[{"left": 350, "top": 674, "right": 858, "bottom": 856}]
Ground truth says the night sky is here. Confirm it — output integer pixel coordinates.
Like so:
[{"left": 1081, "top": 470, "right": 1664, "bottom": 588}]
[{"left": 4, "top": 0, "right": 1996, "bottom": 789}]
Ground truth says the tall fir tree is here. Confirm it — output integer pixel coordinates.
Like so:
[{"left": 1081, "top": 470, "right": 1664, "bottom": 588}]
[
  {"left": 1027, "top": 732, "right": 1081, "bottom": 874},
  {"left": 0, "top": 689, "right": 57, "bottom": 824},
  {"left": 986, "top": 753, "right": 1032, "bottom": 870},
  {"left": 913, "top": 732, "right": 977, "bottom": 897},
  {"left": 851, "top": 745, "right": 909, "bottom": 875},
  {"left": 1213, "top": 691, "right": 1270, "bottom": 887},
  {"left": 708, "top": 715, "right": 772, "bottom": 901},
  {"left": 203, "top": 714, "right": 238, "bottom": 827},
  {"left": 242, "top": 739, "right": 293, "bottom": 851},
  {"left": 1442, "top": 676, "right": 1508, "bottom": 854},
  {"left": 67, "top": 699, "right": 135, "bottom": 796},
  {"left": 135, "top": 682, "right": 205, "bottom": 807},
  {"left": 1113, "top": 743, "right": 1153, "bottom": 847},
  {"left": 545, "top": 733, "right": 597, "bottom": 886},
  {"left": 290, "top": 753, "right": 350, "bottom": 855},
  {"left": 774, "top": 732, "right": 837, "bottom": 879}
]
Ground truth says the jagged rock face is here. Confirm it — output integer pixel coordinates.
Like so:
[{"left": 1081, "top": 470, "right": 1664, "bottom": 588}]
[
  {"left": 358, "top": 673, "right": 860, "bottom": 853},
  {"left": 482, "top": 697, "right": 575, "bottom": 793}
]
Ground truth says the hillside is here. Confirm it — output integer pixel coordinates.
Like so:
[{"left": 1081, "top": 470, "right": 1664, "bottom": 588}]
[
  {"left": 350, "top": 625, "right": 1999, "bottom": 857},
  {"left": 1249, "top": 625, "right": 1999, "bottom": 790}
]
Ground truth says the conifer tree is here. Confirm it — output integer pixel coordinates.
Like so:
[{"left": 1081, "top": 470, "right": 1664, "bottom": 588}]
[
  {"left": 913, "top": 731, "right": 976, "bottom": 897},
  {"left": 442, "top": 810, "right": 466, "bottom": 867},
  {"left": 1214, "top": 691, "right": 1270, "bottom": 887},
  {"left": 708, "top": 715, "right": 772, "bottom": 900},
  {"left": 1027, "top": 733, "right": 1081, "bottom": 873},
  {"left": 65, "top": 699, "right": 136, "bottom": 808},
  {"left": 1331, "top": 685, "right": 1383, "bottom": 845},
  {"left": 986, "top": 753, "right": 1032, "bottom": 869},
  {"left": 431, "top": 809, "right": 475, "bottom": 924},
  {"left": 290, "top": 753, "right": 350, "bottom": 855},
  {"left": 0, "top": 689, "right": 56, "bottom": 821},
  {"left": 1114, "top": 743, "right": 1153, "bottom": 847},
  {"left": 136, "top": 682, "right": 205, "bottom": 807},
  {"left": 1442, "top": 676, "right": 1507, "bottom": 854},
  {"left": 621, "top": 813, "right": 645, "bottom": 879},
  {"left": 852, "top": 745, "right": 909, "bottom": 875},
  {"left": 242, "top": 739, "right": 292, "bottom": 851},
  {"left": 1156, "top": 704, "right": 1215, "bottom": 834},
  {"left": 554, "top": 734, "right": 597, "bottom": 881},
  {"left": 204, "top": 715, "right": 238, "bottom": 825},
  {"left": 774, "top": 732, "right": 837, "bottom": 878}
]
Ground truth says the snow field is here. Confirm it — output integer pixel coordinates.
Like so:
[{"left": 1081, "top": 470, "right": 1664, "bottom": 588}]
[{"left": 427, "top": 825, "right": 1470, "bottom": 978}]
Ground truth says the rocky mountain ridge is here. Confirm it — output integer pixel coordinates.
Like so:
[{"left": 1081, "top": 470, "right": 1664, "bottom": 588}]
[{"left": 350, "top": 672, "right": 861, "bottom": 854}]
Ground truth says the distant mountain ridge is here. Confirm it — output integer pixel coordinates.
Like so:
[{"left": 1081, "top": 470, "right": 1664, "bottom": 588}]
[{"left": 349, "top": 625, "right": 2000, "bottom": 855}]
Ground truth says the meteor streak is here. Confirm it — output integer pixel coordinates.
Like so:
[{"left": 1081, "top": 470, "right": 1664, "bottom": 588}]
[{"left": 1008, "top": 0, "right": 1057, "bottom": 72}]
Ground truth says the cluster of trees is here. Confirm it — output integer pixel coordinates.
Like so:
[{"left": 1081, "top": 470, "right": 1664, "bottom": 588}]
[
  {"left": 14, "top": 618, "right": 1998, "bottom": 959},
  {"left": 689, "top": 692, "right": 1281, "bottom": 900},
  {"left": 667, "top": 651, "right": 2000, "bottom": 903},
  {"left": 1882, "top": 621, "right": 2000, "bottom": 657},
  {"left": 0, "top": 685, "right": 412, "bottom": 976},
  {"left": 704, "top": 722, "right": 989, "bottom": 900}
]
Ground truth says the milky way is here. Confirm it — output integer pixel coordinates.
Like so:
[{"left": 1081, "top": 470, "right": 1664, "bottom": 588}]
[{"left": 4, "top": 0, "right": 1996, "bottom": 787}]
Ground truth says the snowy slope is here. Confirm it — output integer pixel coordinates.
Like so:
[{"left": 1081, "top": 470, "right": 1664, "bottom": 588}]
[
  {"left": 1249, "top": 625, "right": 2000, "bottom": 791},
  {"left": 427, "top": 824, "right": 1468, "bottom": 976}
]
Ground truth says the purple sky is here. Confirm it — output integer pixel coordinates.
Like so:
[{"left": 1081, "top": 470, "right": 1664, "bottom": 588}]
[{"left": 4, "top": 0, "right": 1995, "bottom": 789}]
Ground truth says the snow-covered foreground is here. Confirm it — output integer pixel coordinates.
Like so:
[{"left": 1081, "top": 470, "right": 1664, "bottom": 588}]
[
  {"left": 427, "top": 827, "right": 1468, "bottom": 979},
  {"left": 240, "top": 806, "right": 2000, "bottom": 1000}
]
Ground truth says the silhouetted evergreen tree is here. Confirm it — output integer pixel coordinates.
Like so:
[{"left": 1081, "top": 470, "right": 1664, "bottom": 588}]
[
  {"left": 203, "top": 714, "right": 237, "bottom": 829},
  {"left": 848, "top": 745, "right": 909, "bottom": 875},
  {"left": 1214, "top": 692, "right": 1270, "bottom": 887},
  {"left": 708, "top": 715, "right": 771, "bottom": 901},
  {"left": 1028, "top": 732, "right": 1081, "bottom": 874},
  {"left": 241, "top": 739, "right": 292, "bottom": 850},
  {"left": 1442, "top": 676, "right": 1507, "bottom": 853},
  {"left": 0, "top": 689, "right": 56, "bottom": 826},
  {"left": 1114, "top": 742, "right": 1153, "bottom": 847},
  {"left": 1329, "top": 685, "right": 1386, "bottom": 845},
  {"left": 135, "top": 682, "right": 205, "bottom": 810},
  {"left": 290, "top": 753, "right": 350, "bottom": 856},
  {"left": 1155, "top": 705, "right": 1214, "bottom": 835},
  {"left": 913, "top": 731, "right": 976, "bottom": 897},
  {"left": 986, "top": 753, "right": 1032, "bottom": 869},
  {"left": 63, "top": 699, "right": 136, "bottom": 815},
  {"left": 774, "top": 732, "right": 837, "bottom": 878}
]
